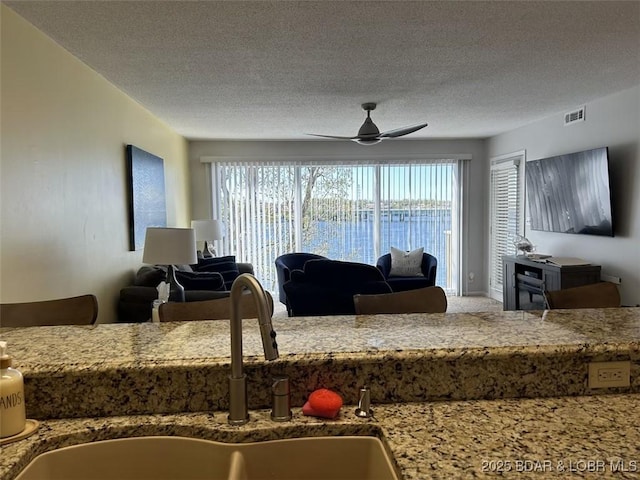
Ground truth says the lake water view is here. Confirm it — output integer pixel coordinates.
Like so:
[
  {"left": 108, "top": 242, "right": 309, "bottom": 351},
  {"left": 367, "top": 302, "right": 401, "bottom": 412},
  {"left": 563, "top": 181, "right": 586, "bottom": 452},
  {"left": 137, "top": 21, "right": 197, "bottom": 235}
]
[{"left": 250, "top": 209, "right": 453, "bottom": 292}]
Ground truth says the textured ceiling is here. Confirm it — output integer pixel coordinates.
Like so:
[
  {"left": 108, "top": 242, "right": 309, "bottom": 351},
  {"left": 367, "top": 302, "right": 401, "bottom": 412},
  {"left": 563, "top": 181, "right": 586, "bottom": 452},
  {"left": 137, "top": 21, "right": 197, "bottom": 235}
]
[{"left": 5, "top": 1, "right": 640, "bottom": 140}]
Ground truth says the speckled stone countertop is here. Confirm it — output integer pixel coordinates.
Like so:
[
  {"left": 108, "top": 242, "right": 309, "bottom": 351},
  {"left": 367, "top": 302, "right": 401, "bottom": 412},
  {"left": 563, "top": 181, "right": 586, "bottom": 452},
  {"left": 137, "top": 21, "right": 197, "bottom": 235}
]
[
  {"left": 1, "top": 308, "right": 639, "bottom": 419},
  {"left": 4, "top": 309, "right": 639, "bottom": 362},
  {"left": 1, "top": 308, "right": 640, "bottom": 479},
  {"left": 4, "top": 308, "right": 640, "bottom": 368},
  {"left": 2, "top": 395, "right": 639, "bottom": 480}
]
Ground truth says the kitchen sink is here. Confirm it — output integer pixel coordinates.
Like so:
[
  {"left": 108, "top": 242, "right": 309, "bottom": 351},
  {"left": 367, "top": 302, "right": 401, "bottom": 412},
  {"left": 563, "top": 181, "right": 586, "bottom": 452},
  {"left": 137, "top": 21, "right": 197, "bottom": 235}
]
[{"left": 15, "top": 435, "right": 399, "bottom": 480}]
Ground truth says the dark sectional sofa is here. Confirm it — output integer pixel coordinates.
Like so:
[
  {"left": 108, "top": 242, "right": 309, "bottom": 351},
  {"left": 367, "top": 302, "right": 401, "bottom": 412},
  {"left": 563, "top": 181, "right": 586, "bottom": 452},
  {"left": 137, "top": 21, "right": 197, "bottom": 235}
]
[
  {"left": 283, "top": 259, "right": 393, "bottom": 316},
  {"left": 118, "top": 256, "right": 253, "bottom": 323}
]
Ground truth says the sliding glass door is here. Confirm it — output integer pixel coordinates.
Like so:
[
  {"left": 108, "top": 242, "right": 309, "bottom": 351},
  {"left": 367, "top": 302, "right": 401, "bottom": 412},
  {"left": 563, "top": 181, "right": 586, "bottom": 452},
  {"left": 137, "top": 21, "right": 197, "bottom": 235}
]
[
  {"left": 212, "top": 159, "right": 461, "bottom": 294},
  {"left": 378, "top": 163, "right": 458, "bottom": 289}
]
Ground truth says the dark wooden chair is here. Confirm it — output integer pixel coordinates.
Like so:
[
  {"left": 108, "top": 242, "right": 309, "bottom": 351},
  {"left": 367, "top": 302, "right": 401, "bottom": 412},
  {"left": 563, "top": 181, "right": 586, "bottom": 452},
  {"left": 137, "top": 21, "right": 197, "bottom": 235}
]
[
  {"left": 158, "top": 291, "right": 274, "bottom": 322},
  {"left": 354, "top": 286, "right": 448, "bottom": 314},
  {"left": 543, "top": 282, "right": 621, "bottom": 309},
  {"left": 0, "top": 294, "right": 98, "bottom": 327}
]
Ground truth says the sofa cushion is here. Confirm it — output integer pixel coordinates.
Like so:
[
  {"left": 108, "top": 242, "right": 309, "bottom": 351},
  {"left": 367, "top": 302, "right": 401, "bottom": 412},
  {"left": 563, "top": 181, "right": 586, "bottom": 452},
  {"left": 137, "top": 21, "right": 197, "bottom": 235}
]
[
  {"left": 284, "top": 278, "right": 391, "bottom": 316},
  {"left": 389, "top": 247, "right": 424, "bottom": 277},
  {"left": 193, "top": 255, "right": 240, "bottom": 290},
  {"left": 134, "top": 266, "right": 167, "bottom": 287},
  {"left": 119, "top": 285, "right": 159, "bottom": 303},
  {"left": 289, "top": 269, "right": 306, "bottom": 282},
  {"left": 385, "top": 276, "right": 435, "bottom": 293},
  {"left": 175, "top": 271, "right": 225, "bottom": 291},
  {"left": 303, "top": 259, "right": 385, "bottom": 285}
]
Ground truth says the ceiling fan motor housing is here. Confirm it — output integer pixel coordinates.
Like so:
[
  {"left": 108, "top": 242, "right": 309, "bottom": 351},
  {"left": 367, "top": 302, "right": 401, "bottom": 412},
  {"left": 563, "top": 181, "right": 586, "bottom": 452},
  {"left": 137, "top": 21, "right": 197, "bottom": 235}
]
[{"left": 358, "top": 117, "right": 380, "bottom": 137}]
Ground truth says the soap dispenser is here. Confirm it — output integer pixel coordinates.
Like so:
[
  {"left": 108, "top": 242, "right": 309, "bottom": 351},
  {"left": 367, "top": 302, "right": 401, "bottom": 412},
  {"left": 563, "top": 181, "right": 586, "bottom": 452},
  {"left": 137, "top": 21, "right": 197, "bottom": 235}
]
[{"left": 0, "top": 341, "right": 26, "bottom": 438}]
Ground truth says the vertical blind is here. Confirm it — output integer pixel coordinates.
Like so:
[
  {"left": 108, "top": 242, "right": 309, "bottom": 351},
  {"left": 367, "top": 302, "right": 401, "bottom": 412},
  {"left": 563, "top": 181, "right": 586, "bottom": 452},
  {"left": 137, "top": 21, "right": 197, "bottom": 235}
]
[
  {"left": 489, "top": 155, "right": 522, "bottom": 298},
  {"left": 213, "top": 161, "right": 297, "bottom": 292},
  {"left": 379, "top": 163, "right": 458, "bottom": 289},
  {"left": 212, "top": 158, "right": 460, "bottom": 294}
]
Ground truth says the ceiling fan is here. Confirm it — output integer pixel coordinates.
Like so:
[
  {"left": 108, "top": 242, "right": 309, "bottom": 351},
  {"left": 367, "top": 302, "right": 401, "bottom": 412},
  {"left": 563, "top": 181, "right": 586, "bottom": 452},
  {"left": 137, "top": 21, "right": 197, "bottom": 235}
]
[{"left": 307, "top": 102, "right": 428, "bottom": 145}]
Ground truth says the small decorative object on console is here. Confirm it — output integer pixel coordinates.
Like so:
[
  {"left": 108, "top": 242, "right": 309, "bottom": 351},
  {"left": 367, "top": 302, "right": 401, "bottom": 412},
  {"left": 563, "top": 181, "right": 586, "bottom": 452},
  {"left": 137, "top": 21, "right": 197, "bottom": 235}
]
[
  {"left": 513, "top": 235, "right": 535, "bottom": 256},
  {"left": 526, "top": 253, "right": 551, "bottom": 262}
]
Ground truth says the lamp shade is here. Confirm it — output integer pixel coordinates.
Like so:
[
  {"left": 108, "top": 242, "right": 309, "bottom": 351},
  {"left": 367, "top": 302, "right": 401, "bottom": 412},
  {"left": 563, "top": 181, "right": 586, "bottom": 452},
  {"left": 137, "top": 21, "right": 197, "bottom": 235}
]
[
  {"left": 191, "top": 220, "right": 225, "bottom": 241},
  {"left": 142, "top": 227, "right": 197, "bottom": 265}
]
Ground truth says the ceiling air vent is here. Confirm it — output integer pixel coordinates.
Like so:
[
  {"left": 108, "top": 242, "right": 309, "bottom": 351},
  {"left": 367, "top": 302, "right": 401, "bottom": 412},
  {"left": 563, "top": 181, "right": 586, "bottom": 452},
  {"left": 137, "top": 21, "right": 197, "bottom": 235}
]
[{"left": 564, "top": 106, "right": 586, "bottom": 126}]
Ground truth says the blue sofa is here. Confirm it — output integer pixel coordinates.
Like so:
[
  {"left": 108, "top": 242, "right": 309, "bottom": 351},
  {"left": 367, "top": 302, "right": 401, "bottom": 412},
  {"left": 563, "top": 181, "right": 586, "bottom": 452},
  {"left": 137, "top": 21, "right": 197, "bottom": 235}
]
[
  {"left": 275, "top": 252, "right": 328, "bottom": 306},
  {"left": 283, "top": 259, "right": 392, "bottom": 316},
  {"left": 376, "top": 252, "right": 437, "bottom": 292}
]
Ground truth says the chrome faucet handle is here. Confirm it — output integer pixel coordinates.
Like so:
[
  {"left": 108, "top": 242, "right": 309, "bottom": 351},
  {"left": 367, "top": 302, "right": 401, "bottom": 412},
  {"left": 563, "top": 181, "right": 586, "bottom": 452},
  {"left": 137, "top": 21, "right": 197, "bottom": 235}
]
[
  {"left": 270, "top": 375, "right": 292, "bottom": 422},
  {"left": 355, "top": 386, "right": 374, "bottom": 418}
]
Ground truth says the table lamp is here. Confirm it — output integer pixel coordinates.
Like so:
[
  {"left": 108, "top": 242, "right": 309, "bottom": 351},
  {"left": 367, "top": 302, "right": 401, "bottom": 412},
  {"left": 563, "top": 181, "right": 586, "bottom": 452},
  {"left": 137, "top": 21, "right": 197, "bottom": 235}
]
[
  {"left": 191, "top": 219, "right": 225, "bottom": 257},
  {"left": 142, "top": 227, "right": 197, "bottom": 302}
]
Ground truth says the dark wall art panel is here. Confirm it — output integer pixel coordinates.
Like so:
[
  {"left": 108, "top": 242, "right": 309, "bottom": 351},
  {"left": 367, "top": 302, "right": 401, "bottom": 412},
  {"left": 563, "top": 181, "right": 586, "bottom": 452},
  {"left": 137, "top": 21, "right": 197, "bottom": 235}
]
[
  {"left": 525, "top": 147, "right": 613, "bottom": 237},
  {"left": 126, "top": 145, "right": 167, "bottom": 251}
]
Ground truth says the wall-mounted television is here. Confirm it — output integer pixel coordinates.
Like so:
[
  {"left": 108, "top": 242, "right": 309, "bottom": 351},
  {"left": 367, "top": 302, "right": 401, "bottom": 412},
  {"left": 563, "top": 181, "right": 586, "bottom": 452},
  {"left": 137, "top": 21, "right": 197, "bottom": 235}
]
[{"left": 525, "top": 147, "right": 614, "bottom": 236}]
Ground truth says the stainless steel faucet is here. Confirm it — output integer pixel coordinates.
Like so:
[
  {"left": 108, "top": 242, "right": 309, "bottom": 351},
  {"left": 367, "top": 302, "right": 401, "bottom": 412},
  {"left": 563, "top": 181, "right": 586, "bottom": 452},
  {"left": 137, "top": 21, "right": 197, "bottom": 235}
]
[{"left": 228, "top": 273, "right": 279, "bottom": 425}]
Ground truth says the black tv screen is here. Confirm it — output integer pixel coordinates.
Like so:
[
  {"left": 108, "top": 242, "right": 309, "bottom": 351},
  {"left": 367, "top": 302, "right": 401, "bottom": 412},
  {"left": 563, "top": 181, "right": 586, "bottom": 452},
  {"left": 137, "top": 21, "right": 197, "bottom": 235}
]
[{"left": 525, "top": 147, "right": 613, "bottom": 236}]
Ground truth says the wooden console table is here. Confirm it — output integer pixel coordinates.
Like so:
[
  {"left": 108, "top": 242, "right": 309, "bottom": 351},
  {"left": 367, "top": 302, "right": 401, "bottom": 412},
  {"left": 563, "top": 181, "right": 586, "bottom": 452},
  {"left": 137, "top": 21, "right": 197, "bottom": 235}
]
[{"left": 503, "top": 255, "right": 601, "bottom": 311}]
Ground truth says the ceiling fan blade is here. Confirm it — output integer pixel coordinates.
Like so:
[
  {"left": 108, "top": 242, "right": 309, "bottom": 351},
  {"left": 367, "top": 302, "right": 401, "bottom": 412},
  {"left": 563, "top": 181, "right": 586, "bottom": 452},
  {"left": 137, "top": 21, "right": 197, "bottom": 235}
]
[
  {"left": 306, "top": 133, "right": 358, "bottom": 140},
  {"left": 379, "top": 122, "right": 429, "bottom": 138}
]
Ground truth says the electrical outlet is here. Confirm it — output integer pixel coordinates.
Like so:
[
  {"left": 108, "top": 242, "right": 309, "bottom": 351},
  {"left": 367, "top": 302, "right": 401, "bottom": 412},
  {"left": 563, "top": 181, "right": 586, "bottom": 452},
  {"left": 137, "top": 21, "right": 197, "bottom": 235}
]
[{"left": 588, "top": 361, "right": 631, "bottom": 389}]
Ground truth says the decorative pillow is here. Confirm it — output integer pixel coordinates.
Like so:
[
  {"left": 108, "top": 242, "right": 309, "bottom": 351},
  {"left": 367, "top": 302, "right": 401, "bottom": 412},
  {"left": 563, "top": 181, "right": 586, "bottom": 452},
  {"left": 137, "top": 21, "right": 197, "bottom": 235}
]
[
  {"left": 175, "top": 271, "right": 225, "bottom": 291},
  {"left": 193, "top": 255, "right": 240, "bottom": 290},
  {"left": 389, "top": 247, "right": 424, "bottom": 277}
]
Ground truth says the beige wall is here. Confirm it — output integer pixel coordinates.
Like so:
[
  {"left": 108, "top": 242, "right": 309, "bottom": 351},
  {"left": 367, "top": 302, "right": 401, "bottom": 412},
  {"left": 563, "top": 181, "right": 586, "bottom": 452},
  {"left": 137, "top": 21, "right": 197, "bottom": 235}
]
[{"left": 0, "top": 6, "right": 191, "bottom": 323}]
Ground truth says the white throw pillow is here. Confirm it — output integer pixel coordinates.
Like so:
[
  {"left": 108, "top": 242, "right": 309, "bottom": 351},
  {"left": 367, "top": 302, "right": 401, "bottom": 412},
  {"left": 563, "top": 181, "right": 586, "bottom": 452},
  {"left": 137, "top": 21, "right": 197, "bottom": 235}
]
[{"left": 389, "top": 247, "right": 424, "bottom": 277}]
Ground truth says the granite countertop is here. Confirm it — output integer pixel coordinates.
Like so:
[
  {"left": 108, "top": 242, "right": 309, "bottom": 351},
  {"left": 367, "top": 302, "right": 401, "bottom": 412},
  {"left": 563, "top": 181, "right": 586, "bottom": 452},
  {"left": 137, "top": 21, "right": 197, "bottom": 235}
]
[
  {"left": 1, "top": 308, "right": 639, "bottom": 420},
  {"left": 1, "top": 308, "right": 639, "bottom": 478},
  {"left": 2, "top": 308, "right": 640, "bottom": 371},
  {"left": 1, "top": 394, "right": 639, "bottom": 480}
]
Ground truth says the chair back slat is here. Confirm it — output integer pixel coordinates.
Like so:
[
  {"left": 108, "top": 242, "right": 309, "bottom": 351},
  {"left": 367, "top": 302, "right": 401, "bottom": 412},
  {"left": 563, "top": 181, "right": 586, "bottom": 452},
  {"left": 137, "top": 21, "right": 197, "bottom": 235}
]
[
  {"left": 1, "top": 295, "right": 98, "bottom": 327},
  {"left": 354, "top": 286, "right": 447, "bottom": 315},
  {"left": 544, "top": 282, "right": 620, "bottom": 309},
  {"left": 158, "top": 291, "right": 274, "bottom": 322}
]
